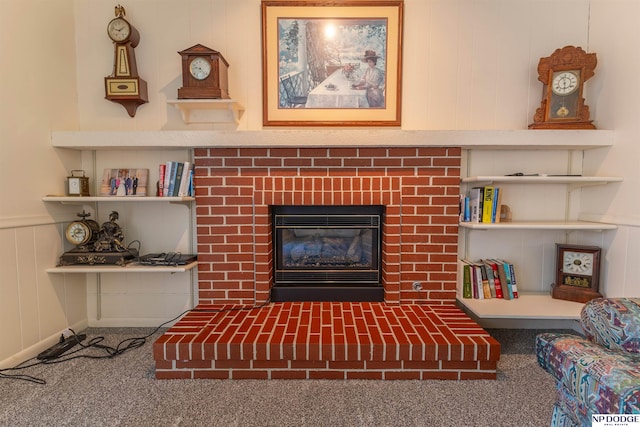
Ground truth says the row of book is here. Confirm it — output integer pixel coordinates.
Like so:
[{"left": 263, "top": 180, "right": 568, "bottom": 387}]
[
  {"left": 158, "top": 162, "right": 194, "bottom": 197},
  {"left": 460, "top": 258, "right": 519, "bottom": 300},
  {"left": 460, "top": 186, "right": 503, "bottom": 223}
]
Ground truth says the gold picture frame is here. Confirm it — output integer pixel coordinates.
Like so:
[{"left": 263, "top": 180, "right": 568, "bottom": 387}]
[{"left": 261, "top": 0, "right": 404, "bottom": 126}]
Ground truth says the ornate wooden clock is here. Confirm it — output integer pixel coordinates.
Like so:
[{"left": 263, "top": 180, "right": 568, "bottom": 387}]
[
  {"left": 104, "top": 5, "right": 148, "bottom": 117},
  {"left": 551, "top": 243, "right": 603, "bottom": 303},
  {"left": 529, "top": 46, "right": 597, "bottom": 129},
  {"left": 177, "top": 44, "right": 230, "bottom": 99}
]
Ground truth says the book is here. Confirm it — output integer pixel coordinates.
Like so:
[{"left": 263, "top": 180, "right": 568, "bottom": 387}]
[
  {"left": 473, "top": 263, "right": 484, "bottom": 299},
  {"left": 493, "top": 259, "right": 513, "bottom": 299},
  {"left": 507, "top": 262, "right": 519, "bottom": 298},
  {"left": 468, "top": 187, "right": 483, "bottom": 222},
  {"left": 484, "top": 260, "right": 503, "bottom": 298},
  {"left": 482, "top": 186, "right": 494, "bottom": 223},
  {"left": 482, "top": 261, "right": 497, "bottom": 298},
  {"left": 178, "top": 162, "right": 192, "bottom": 197},
  {"left": 171, "top": 162, "right": 185, "bottom": 196},
  {"left": 483, "top": 259, "right": 504, "bottom": 299},
  {"left": 158, "top": 164, "right": 166, "bottom": 197},
  {"left": 475, "top": 261, "right": 492, "bottom": 299},
  {"left": 493, "top": 187, "right": 503, "bottom": 223},
  {"left": 167, "top": 162, "right": 181, "bottom": 196},
  {"left": 461, "top": 260, "right": 473, "bottom": 299},
  {"left": 162, "top": 161, "right": 173, "bottom": 197},
  {"left": 463, "top": 196, "right": 470, "bottom": 222}
]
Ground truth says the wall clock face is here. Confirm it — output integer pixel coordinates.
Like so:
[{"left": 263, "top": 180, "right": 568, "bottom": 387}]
[
  {"left": 562, "top": 251, "right": 594, "bottom": 275},
  {"left": 107, "top": 17, "right": 131, "bottom": 42},
  {"left": 189, "top": 57, "right": 211, "bottom": 80}
]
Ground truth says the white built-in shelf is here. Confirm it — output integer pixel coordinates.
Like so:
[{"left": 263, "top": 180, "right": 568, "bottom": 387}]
[
  {"left": 457, "top": 292, "right": 584, "bottom": 320},
  {"left": 43, "top": 196, "right": 194, "bottom": 204},
  {"left": 47, "top": 261, "right": 197, "bottom": 274},
  {"left": 50, "top": 129, "right": 614, "bottom": 150},
  {"left": 459, "top": 221, "right": 617, "bottom": 231},
  {"left": 167, "top": 99, "right": 244, "bottom": 124},
  {"left": 462, "top": 175, "right": 622, "bottom": 186}
]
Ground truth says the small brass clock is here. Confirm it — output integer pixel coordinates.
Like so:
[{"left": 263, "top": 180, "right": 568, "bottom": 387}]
[
  {"left": 67, "top": 170, "right": 90, "bottom": 197},
  {"left": 551, "top": 243, "right": 603, "bottom": 303},
  {"left": 529, "top": 46, "right": 597, "bottom": 129}
]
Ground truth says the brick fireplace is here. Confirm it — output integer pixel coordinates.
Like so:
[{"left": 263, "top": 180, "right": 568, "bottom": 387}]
[
  {"left": 193, "top": 146, "right": 461, "bottom": 305},
  {"left": 154, "top": 146, "right": 502, "bottom": 380}
]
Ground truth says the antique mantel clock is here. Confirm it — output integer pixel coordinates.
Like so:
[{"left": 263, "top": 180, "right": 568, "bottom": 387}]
[
  {"left": 551, "top": 243, "right": 603, "bottom": 303},
  {"left": 58, "top": 211, "right": 136, "bottom": 266},
  {"left": 177, "top": 44, "right": 230, "bottom": 99},
  {"left": 104, "top": 5, "right": 148, "bottom": 117},
  {"left": 529, "top": 46, "right": 597, "bottom": 129}
]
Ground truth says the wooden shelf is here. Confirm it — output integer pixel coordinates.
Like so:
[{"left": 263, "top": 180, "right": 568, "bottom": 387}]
[
  {"left": 459, "top": 221, "right": 617, "bottom": 231},
  {"left": 167, "top": 99, "right": 244, "bottom": 124},
  {"left": 50, "top": 129, "right": 614, "bottom": 150},
  {"left": 457, "top": 292, "right": 584, "bottom": 320},
  {"left": 462, "top": 175, "right": 622, "bottom": 186},
  {"left": 47, "top": 261, "right": 197, "bottom": 274},
  {"left": 43, "top": 196, "right": 194, "bottom": 204}
]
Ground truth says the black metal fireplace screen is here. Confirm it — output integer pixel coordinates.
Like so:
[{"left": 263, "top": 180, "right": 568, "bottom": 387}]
[{"left": 272, "top": 205, "right": 383, "bottom": 286}]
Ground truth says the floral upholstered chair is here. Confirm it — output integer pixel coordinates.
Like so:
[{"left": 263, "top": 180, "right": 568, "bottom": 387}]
[{"left": 536, "top": 298, "right": 640, "bottom": 427}]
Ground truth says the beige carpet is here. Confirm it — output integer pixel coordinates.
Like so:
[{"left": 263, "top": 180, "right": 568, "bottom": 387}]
[{"left": 0, "top": 328, "right": 564, "bottom": 427}]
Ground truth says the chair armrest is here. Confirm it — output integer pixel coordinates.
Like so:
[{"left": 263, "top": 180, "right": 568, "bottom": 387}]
[{"left": 581, "top": 298, "right": 640, "bottom": 353}]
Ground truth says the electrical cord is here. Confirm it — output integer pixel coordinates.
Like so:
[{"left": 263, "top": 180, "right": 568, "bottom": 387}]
[{"left": 0, "top": 298, "right": 272, "bottom": 385}]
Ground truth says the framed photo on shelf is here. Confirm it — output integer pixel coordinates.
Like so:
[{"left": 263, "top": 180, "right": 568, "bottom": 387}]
[
  {"left": 99, "top": 168, "right": 149, "bottom": 197},
  {"left": 551, "top": 243, "right": 603, "bottom": 303},
  {"left": 261, "top": 0, "right": 404, "bottom": 126}
]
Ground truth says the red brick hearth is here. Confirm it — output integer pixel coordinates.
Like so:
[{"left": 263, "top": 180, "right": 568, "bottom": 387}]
[
  {"left": 152, "top": 146, "right": 502, "bottom": 380},
  {"left": 154, "top": 302, "right": 500, "bottom": 380}
]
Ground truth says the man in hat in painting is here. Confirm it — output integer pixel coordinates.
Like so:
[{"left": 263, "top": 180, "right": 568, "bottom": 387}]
[{"left": 352, "top": 50, "right": 385, "bottom": 108}]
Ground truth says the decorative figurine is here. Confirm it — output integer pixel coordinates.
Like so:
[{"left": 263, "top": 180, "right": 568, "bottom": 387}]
[{"left": 58, "top": 210, "right": 136, "bottom": 266}]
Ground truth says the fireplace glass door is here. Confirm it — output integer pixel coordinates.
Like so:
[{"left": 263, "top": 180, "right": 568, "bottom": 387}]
[{"left": 273, "top": 206, "right": 383, "bottom": 286}]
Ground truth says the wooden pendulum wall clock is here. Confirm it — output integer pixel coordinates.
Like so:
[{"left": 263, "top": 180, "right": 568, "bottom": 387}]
[
  {"left": 104, "top": 5, "right": 148, "bottom": 117},
  {"left": 529, "top": 46, "right": 597, "bottom": 129}
]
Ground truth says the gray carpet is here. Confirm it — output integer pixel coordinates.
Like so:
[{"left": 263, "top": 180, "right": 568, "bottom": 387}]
[{"left": 0, "top": 328, "right": 571, "bottom": 427}]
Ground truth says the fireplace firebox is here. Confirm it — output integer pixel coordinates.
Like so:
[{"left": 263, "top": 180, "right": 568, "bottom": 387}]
[{"left": 271, "top": 205, "right": 384, "bottom": 302}]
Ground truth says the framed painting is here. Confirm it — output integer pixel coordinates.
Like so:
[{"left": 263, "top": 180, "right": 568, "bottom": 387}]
[{"left": 261, "top": 0, "right": 404, "bottom": 126}]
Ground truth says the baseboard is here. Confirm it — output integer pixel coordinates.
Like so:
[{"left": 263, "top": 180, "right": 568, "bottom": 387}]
[{"left": 0, "top": 318, "right": 88, "bottom": 370}]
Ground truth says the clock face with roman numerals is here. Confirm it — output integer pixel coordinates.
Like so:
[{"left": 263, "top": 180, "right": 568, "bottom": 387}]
[
  {"left": 551, "top": 71, "right": 579, "bottom": 96},
  {"left": 562, "top": 251, "right": 594, "bottom": 275}
]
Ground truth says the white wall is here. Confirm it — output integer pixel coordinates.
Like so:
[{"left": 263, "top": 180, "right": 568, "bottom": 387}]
[
  {"left": 579, "top": 0, "right": 640, "bottom": 298},
  {"left": 0, "top": 0, "right": 87, "bottom": 369},
  {"left": 2, "top": 0, "right": 639, "bottom": 367}
]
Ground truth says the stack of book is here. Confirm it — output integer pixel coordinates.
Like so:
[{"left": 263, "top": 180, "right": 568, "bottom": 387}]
[
  {"left": 158, "top": 161, "right": 194, "bottom": 197},
  {"left": 460, "top": 186, "right": 502, "bottom": 223},
  {"left": 460, "top": 259, "right": 519, "bottom": 300}
]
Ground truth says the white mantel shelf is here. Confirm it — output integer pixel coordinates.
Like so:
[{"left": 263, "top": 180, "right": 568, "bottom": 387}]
[
  {"left": 166, "top": 99, "right": 244, "bottom": 124},
  {"left": 51, "top": 129, "right": 614, "bottom": 150}
]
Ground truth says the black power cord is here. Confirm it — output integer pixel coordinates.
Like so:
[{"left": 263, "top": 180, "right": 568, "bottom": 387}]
[{"left": 0, "top": 299, "right": 272, "bottom": 385}]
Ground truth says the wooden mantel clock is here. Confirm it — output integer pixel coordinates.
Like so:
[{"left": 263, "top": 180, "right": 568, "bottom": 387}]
[
  {"left": 177, "top": 44, "right": 230, "bottom": 99},
  {"left": 529, "top": 46, "right": 597, "bottom": 129},
  {"left": 104, "top": 5, "right": 148, "bottom": 117}
]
